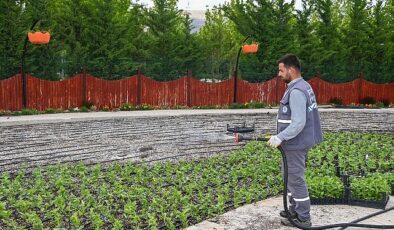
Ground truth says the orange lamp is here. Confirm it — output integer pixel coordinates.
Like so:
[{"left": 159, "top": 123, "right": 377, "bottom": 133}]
[
  {"left": 242, "top": 43, "right": 259, "bottom": 53},
  {"left": 28, "top": 31, "right": 51, "bottom": 44}
]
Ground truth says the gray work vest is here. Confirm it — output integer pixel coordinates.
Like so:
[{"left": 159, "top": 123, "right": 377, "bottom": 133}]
[{"left": 277, "top": 78, "right": 323, "bottom": 150}]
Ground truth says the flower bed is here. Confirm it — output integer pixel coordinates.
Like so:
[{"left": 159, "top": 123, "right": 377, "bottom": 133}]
[{"left": 0, "top": 132, "right": 392, "bottom": 228}]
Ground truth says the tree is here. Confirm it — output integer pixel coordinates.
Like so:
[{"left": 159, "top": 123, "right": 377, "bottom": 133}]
[
  {"left": 294, "top": 0, "right": 321, "bottom": 79},
  {"left": 174, "top": 12, "right": 203, "bottom": 77},
  {"left": 46, "top": 0, "right": 148, "bottom": 79},
  {"left": 341, "top": 0, "right": 371, "bottom": 80},
  {"left": 367, "top": 0, "right": 389, "bottom": 82},
  {"left": 196, "top": 7, "right": 241, "bottom": 80},
  {"left": 144, "top": 0, "right": 185, "bottom": 80},
  {"left": 21, "top": 0, "right": 60, "bottom": 80},
  {"left": 313, "top": 0, "right": 346, "bottom": 82},
  {"left": 223, "top": 0, "right": 297, "bottom": 82},
  {"left": 381, "top": 0, "right": 394, "bottom": 82},
  {"left": 0, "top": 0, "right": 25, "bottom": 79}
]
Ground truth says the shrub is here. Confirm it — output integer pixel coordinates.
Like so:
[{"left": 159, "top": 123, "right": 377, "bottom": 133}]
[
  {"left": 359, "top": 97, "right": 376, "bottom": 105},
  {"left": 136, "top": 104, "right": 152, "bottom": 110},
  {"left": 329, "top": 97, "right": 343, "bottom": 105},
  {"left": 192, "top": 105, "right": 219, "bottom": 109},
  {"left": 82, "top": 101, "right": 95, "bottom": 109},
  {"left": 375, "top": 102, "right": 384, "bottom": 108},
  {"left": 69, "top": 107, "right": 79, "bottom": 112},
  {"left": 229, "top": 103, "right": 247, "bottom": 109},
  {"left": 379, "top": 99, "right": 390, "bottom": 107},
  {"left": 45, "top": 108, "right": 56, "bottom": 114},
  {"left": 101, "top": 106, "right": 110, "bottom": 111},
  {"left": 80, "top": 106, "right": 89, "bottom": 112},
  {"left": 0, "top": 110, "right": 12, "bottom": 116},
  {"left": 21, "top": 109, "right": 40, "bottom": 115},
  {"left": 246, "top": 101, "right": 266, "bottom": 108},
  {"left": 120, "top": 103, "right": 135, "bottom": 111}
]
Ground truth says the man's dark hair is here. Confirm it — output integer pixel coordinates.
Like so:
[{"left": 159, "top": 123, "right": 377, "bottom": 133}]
[{"left": 277, "top": 54, "right": 301, "bottom": 71}]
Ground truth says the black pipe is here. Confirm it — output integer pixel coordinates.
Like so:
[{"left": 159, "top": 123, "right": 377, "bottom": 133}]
[{"left": 236, "top": 134, "right": 394, "bottom": 229}]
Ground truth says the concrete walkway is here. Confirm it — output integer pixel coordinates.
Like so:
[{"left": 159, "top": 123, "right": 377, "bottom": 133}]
[
  {"left": 1, "top": 107, "right": 393, "bottom": 126},
  {"left": 188, "top": 195, "right": 394, "bottom": 230}
]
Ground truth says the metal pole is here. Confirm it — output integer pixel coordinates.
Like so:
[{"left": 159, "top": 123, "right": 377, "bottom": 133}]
[
  {"left": 233, "top": 35, "right": 251, "bottom": 103},
  {"left": 21, "top": 19, "right": 40, "bottom": 108}
]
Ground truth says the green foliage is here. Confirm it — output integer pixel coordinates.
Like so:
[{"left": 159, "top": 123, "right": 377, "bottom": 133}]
[
  {"left": 307, "top": 132, "right": 393, "bottom": 201},
  {"left": 350, "top": 175, "right": 390, "bottom": 201},
  {"left": 119, "top": 103, "right": 136, "bottom": 111},
  {"left": 229, "top": 102, "right": 248, "bottom": 109},
  {"left": 245, "top": 101, "right": 267, "bottom": 108},
  {"left": 229, "top": 101, "right": 267, "bottom": 109},
  {"left": 20, "top": 109, "right": 40, "bottom": 116},
  {"left": 0, "top": 137, "right": 284, "bottom": 228},
  {"left": 0, "top": 132, "right": 391, "bottom": 228},
  {"left": 329, "top": 97, "right": 343, "bottom": 105},
  {"left": 80, "top": 106, "right": 89, "bottom": 112},
  {"left": 1, "top": 0, "right": 394, "bottom": 82},
  {"left": 82, "top": 101, "right": 95, "bottom": 110},
  {"left": 135, "top": 103, "right": 153, "bottom": 110},
  {"left": 307, "top": 176, "right": 344, "bottom": 199},
  {"left": 142, "top": 0, "right": 199, "bottom": 81},
  {"left": 379, "top": 173, "right": 394, "bottom": 195},
  {"left": 44, "top": 108, "right": 56, "bottom": 114},
  {"left": 359, "top": 96, "right": 376, "bottom": 105},
  {"left": 222, "top": 0, "right": 296, "bottom": 82},
  {"left": 196, "top": 7, "right": 241, "bottom": 81}
]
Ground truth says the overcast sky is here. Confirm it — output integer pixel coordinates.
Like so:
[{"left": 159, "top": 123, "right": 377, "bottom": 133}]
[{"left": 138, "top": 0, "right": 302, "bottom": 10}]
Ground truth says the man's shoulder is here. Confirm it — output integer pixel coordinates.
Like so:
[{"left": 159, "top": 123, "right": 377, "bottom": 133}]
[{"left": 290, "top": 89, "right": 307, "bottom": 101}]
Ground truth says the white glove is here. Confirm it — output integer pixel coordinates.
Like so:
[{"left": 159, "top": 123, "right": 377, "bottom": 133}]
[{"left": 267, "top": 135, "right": 282, "bottom": 148}]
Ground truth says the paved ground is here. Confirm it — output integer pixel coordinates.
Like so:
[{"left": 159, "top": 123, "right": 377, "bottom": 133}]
[{"left": 188, "top": 195, "right": 394, "bottom": 230}]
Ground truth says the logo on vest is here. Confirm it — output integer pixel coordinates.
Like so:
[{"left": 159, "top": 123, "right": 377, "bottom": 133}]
[
  {"left": 282, "top": 106, "right": 288, "bottom": 113},
  {"left": 308, "top": 103, "right": 317, "bottom": 112},
  {"left": 308, "top": 94, "right": 317, "bottom": 112}
]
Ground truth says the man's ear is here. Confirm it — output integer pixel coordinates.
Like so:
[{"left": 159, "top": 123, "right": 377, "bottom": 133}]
[{"left": 289, "top": 67, "right": 294, "bottom": 75}]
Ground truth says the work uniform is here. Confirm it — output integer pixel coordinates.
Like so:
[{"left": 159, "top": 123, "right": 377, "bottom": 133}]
[{"left": 276, "top": 77, "right": 323, "bottom": 221}]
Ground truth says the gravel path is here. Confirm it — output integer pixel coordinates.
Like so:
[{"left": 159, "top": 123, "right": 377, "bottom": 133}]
[{"left": 188, "top": 195, "right": 394, "bottom": 230}]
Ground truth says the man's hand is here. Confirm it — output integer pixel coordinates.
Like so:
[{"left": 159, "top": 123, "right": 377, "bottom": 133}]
[{"left": 267, "top": 135, "right": 282, "bottom": 148}]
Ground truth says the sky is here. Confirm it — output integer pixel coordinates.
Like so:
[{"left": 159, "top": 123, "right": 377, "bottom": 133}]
[{"left": 138, "top": 0, "right": 302, "bottom": 10}]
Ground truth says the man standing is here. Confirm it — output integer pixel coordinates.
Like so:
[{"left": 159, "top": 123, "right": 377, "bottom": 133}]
[{"left": 267, "top": 54, "right": 323, "bottom": 228}]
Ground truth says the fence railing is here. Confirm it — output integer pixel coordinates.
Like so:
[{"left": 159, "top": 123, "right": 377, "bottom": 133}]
[{"left": 0, "top": 73, "right": 393, "bottom": 111}]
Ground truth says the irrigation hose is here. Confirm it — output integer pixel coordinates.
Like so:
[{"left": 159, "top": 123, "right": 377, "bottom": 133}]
[{"left": 235, "top": 134, "right": 394, "bottom": 229}]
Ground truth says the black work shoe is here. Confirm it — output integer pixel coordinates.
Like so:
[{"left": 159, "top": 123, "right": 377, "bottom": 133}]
[
  {"left": 279, "top": 210, "right": 297, "bottom": 219},
  {"left": 281, "top": 217, "right": 312, "bottom": 228}
]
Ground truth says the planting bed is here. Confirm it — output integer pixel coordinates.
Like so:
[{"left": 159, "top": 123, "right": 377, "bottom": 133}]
[
  {"left": 0, "top": 131, "right": 392, "bottom": 229},
  {"left": 0, "top": 109, "right": 392, "bottom": 229}
]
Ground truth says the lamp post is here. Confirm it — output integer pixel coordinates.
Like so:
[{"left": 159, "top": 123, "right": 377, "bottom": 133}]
[
  {"left": 232, "top": 35, "right": 259, "bottom": 103},
  {"left": 21, "top": 19, "right": 50, "bottom": 108}
]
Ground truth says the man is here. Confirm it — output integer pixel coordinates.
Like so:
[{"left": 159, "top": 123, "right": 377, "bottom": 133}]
[{"left": 267, "top": 54, "right": 323, "bottom": 228}]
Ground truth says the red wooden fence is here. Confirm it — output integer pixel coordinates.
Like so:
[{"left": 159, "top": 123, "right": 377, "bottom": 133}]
[
  {"left": 0, "top": 74, "right": 23, "bottom": 111},
  {"left": 0, "top": 74, "right": 393, "bottom": 111}
]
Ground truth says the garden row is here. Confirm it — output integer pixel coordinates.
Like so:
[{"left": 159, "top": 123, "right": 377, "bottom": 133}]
[{"left": 0, "top": 132, "right": 392, "bottom": 229}]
